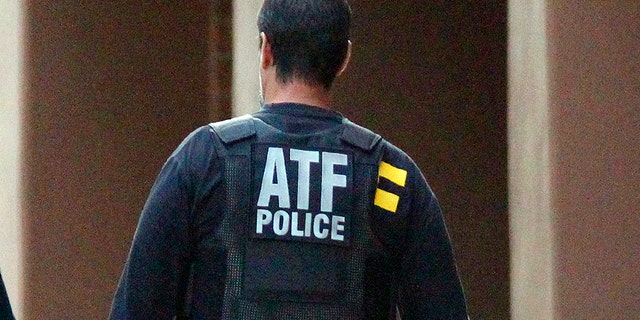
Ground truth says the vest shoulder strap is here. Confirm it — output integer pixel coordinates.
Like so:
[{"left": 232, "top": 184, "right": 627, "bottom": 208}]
[
  {"left": 340, "top": 119, "right": 382, "bottom": 152},
  {"left": 209, "top": 115, "right": 256, "bottom": 145}
]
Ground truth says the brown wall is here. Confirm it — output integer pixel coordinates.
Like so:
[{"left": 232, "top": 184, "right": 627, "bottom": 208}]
[
  {"left": 549, "top": 2, "right": 640, "bottom": 318},
  {"left": 334, "top": 2, "right": 509, "bottom": 318},
  {"left": 22, "top": 1, "right": 220, "bottom": 318}
]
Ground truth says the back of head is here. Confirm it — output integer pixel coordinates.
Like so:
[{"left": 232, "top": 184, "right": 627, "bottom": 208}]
[{"left": 258, "top": 0, "right": 351, "bottom": 89}]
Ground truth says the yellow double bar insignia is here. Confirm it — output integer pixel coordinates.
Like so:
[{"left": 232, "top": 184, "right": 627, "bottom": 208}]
[
  {"left": 374, "top": 162, "right": 407, "bottom": 213},
  {"left": 378, "top": 162, "right": 407, "bottom": 187}
]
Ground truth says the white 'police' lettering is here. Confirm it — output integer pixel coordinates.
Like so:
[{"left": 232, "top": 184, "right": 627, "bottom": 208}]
[{"left": 256, "top": 209, "right": 345, "bottom": 242}]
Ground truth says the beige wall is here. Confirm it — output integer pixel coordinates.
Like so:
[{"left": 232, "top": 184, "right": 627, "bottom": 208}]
[
  {"left": 0, "top": 1, "right": 24, "bottom": 318},
  {"left": 232, "top": 0, "right": 262, "bottom": 116},
  {"left": 508, "top": 0, "right": 554, "bottom": 318},
  {"left": 510, "top": 0, "right": 640, "bottom": 318}
]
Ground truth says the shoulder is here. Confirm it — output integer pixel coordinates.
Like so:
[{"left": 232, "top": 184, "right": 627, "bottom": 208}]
[
  {"left": 380, "top": 140, "right": 417, "bottom": 169},
  {"left": 359, "top": 126, "right": 423, "bottom": 183},
  {"left": 170, "top": 114, "right": 256, "bottom": 160},
  {"left": 340, "top": 119, "right": 382, "bottom": 153},
  {"left": 367, "top": 132, "right": 438, "bottom": 221},
  {"left": 341, "top": 118, "right": 414, "bottom": 166},
  {"left": 208, "top": 114, "right": 256, "bottom": 145},
  {"left": 160, "top": 125, "right": 222, "bottom": 180},
  {"left": 169, "top": 125, "right": 216, "bottom": 160}
]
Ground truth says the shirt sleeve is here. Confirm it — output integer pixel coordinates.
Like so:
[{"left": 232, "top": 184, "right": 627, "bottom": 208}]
[
  {"left": 0, "top": 271, "right": 15, "bottom": 320},
  {"left": 109, "top": 127, "right": 215, "bottom": 319},
  {"left": 394, "top": 161, "right": 469, "bottom": 319}
]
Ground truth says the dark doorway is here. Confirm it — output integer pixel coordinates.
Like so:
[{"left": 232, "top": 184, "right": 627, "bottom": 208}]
[{"left": 334, "top": 2, "right": 509, "bottom": 318}]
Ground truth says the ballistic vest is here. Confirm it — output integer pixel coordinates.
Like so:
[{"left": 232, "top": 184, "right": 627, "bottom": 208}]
[{"left": 200, "top": 115, "right": 395, "bottom": 319}]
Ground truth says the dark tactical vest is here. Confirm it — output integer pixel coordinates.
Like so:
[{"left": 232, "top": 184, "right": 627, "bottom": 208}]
[{"left": 193, "top": 115, "right": 397, "bottom": 319}]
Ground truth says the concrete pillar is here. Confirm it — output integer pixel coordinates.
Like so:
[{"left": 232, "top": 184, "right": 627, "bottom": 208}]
[
  {"left": 509, "top": 0, "right": 640, "bottom": 318},
  {"left": 0, "top": 1, "right": 25, "bottom": 318},
  {"left": 232, "top": 0, "right": 262, "bottom": 116},
  {"left": 508, "top": 0, "right": 553, "bottom": 318}
]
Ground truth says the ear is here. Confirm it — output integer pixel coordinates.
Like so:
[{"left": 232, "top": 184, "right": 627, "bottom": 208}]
[
  {"left": 259, "top": 32, "right": 273, "bottom": 70},
  {"left": 336, "top": 40, "right": 352, "bottom": 77}
]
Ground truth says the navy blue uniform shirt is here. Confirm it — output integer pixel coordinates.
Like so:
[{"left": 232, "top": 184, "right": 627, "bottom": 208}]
[
  {"left": 110, "top": 104, "right": 468, "bottom": 319},
  {"left": 1, "top": 271, "right": 15, "bottom": 320}
]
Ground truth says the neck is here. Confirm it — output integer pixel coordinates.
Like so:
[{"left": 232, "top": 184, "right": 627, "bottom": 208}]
[{"left": 263, "top": 80, "right": 333, "bottom": 110}]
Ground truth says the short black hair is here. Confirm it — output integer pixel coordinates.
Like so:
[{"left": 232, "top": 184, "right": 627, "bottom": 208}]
[{"left": 258, "top": 0, "right": 351, "bottom": 89}]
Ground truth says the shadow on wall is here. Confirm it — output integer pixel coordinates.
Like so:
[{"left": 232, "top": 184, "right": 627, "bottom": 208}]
[{"left": 333, "top": 1, "right": 508, "bottom": 319}]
